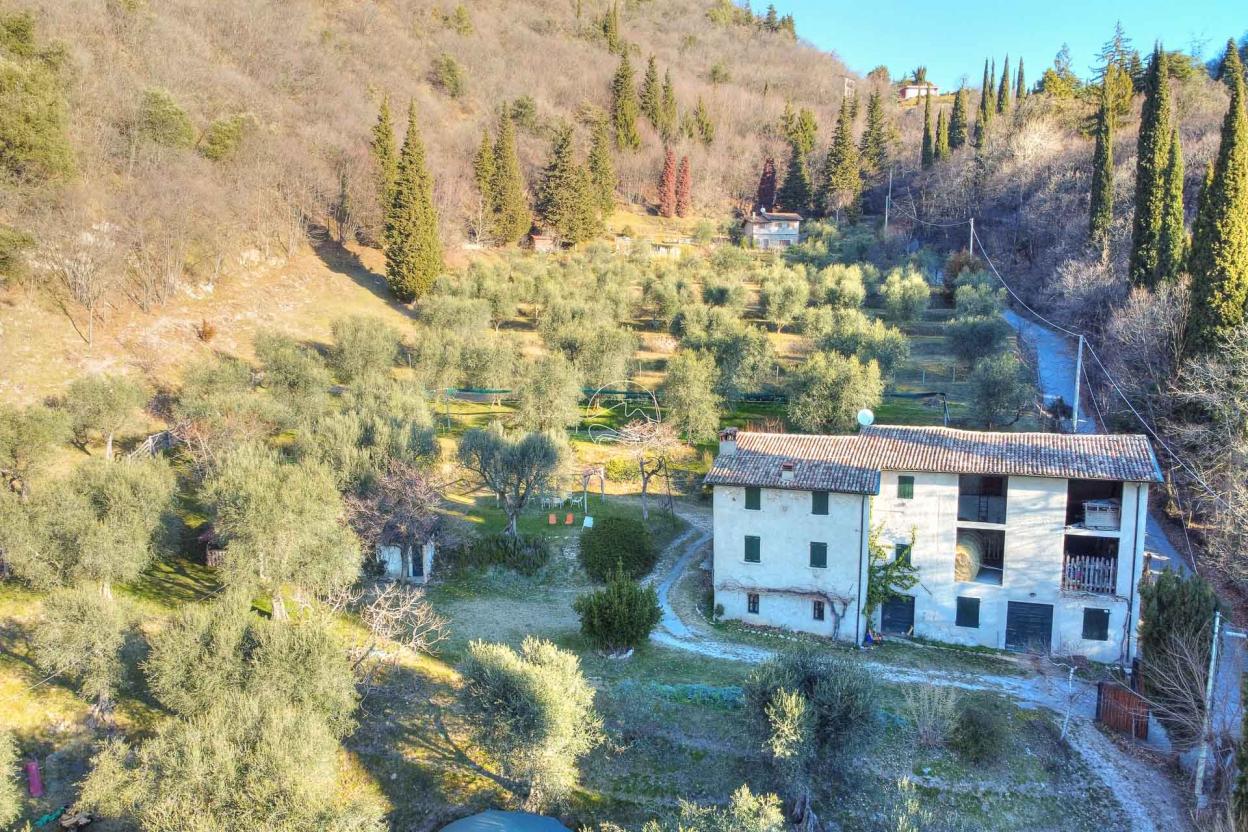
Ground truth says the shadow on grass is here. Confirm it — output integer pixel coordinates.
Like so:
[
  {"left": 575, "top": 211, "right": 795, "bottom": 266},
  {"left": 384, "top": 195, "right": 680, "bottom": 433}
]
[
  {"left": 309, "top": 239, "right": 418, "bottom": 320},
  {"left": 122, "top": 557, "right": 220, "bottom": 608}
]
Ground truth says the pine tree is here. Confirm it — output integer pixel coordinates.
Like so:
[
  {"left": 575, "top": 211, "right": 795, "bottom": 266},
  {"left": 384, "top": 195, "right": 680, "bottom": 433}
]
[
  {"left": 920, "top": 91, "right": 934, "bottom": 168},
  {"left": 472, "top": 128, "right": 496, "bottom": 242},
  {"left": 934, "top": 108, "right": 950, "bottom": 161},
  {"left": 1129, "top": 46, "right": 1173, "bottom": 287},
  {"left": 383, "top": 101, "right": 442, "bottom": 303},
  {"left": 975, "top": 59, "right": 992, "bottom": 146},
  {"left": 490, "top": 109, "right": 530, "bottom": 245},
  {"left": 537, "top": 125, "right": 597, "bottom": 244},
  {"left": 823, "top": 96, "right": 861, "bottom": 220},
  {"left": 693, "top": 97, "right": 715, "bottom": 145},
  {"left": 1089, "top": 82, "right": 1114, "bottom": 253},
  {"left": 675, "top": 155, "right": 692, "bottom": 218},
  {"left": 1015, "top": 57, "right": 1026, "bottom": 101},
  {"left": 370, "top": 95, "right": 398, "bottom": 213},
  {"left": 587, "top": 118, "right": 617, "bottom": 216},
  {"left": 949, "top": 86, "right": 969, "bottom": 150},
  {"left": 756, "top": 157, "right": 778, "bottom": 210},
  {"left": 858, "top": 90, "right": 887, "bottom": 179},
  {"left": 1157, "top": 125, "right": 1187, "bottom": 284},
  {"left": 640, "top": 55, "right": 660, "bottom": 127},
  {"left": 659, "top": 70, "right": 679, "bottom": 142},
  {"left": 996, "top": 55, "right": 1011, "bottom": 114},
  {"left": 611, "top": 53, "right": 641, "bottom": 150},
  {"left": 602, "top": 2, "right": 622, "bottom": 53},
  {"left": 1185, "top": 40, "right": 1248, "bottom": 354},
  {"left": 775, "top": 141, "right": 812, "bottom": 215},
  {"left": 657, "top": 147, "right": 677, "bottom": 218}
]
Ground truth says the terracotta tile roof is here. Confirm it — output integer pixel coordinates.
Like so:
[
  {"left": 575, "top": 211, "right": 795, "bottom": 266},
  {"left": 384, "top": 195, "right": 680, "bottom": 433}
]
[
  {"left": 704, "top": 427, "right": 1162, "bottom": 493},
  {"left": 703, "top": 433, "right": 881, "bottom": 495}
]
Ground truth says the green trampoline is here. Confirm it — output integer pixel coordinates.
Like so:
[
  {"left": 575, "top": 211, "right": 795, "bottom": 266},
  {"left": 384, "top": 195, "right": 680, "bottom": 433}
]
[{"left": 439, "top": 810, "right": 572, "bottom": 832}]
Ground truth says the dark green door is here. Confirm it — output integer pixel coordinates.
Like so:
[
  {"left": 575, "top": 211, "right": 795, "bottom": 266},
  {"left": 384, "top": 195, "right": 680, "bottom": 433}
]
[
  {"left": 1005, "top": 602, "right": 1053, "bottom": 652},
  {"left": 880, "top": 596, "right": 915, "bottom": 636}
]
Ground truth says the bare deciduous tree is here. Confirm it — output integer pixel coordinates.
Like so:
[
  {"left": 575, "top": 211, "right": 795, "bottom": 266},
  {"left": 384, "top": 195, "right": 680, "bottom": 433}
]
[{"left": 34, "top": 220, "right": 123, "bottom": 349}]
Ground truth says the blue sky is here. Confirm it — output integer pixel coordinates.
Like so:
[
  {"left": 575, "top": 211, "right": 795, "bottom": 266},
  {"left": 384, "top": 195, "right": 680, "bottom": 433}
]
[{"left": 766, "top": 1, "right": 1246, "bottom": 91}]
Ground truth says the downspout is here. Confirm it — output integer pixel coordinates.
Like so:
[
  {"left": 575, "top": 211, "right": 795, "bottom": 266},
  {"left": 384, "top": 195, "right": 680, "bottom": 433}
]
[
  {"left": 1123, "top": 483, "right": 1144, "bottom": 668},
  {"left": 857, "top": 494, "right": 869, "bottom": 646}
]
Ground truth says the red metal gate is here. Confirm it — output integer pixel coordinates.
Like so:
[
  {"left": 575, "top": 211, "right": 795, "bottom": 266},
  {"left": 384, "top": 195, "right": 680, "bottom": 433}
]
[{"left": 1096, "top": 681, "right": 1149, "bottom": 739}]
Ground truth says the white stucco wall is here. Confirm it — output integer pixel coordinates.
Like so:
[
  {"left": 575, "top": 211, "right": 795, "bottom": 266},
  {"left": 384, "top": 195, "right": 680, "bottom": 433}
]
[{"left": 712, "top": 484, "right": 868, "bottom": 643}]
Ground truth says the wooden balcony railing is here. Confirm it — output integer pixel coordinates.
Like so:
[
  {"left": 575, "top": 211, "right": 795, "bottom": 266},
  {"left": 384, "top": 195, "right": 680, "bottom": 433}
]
[{"left": 1062, "top": 554, "right": 1117, "bottom": 595}]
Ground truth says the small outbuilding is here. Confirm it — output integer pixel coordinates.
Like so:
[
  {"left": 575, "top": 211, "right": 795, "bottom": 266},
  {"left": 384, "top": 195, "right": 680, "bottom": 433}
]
[
  {"left": 439, "top": 810, "right": 572, "bottom": 832},
  {"left": 898, "top": 81, "right": 939, "bottom": 100}
]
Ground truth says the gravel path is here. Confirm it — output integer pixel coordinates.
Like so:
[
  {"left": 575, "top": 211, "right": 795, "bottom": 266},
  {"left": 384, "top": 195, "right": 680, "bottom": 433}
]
[{"left": 649, "top": 501, "right": 1191, "bottom": 832}]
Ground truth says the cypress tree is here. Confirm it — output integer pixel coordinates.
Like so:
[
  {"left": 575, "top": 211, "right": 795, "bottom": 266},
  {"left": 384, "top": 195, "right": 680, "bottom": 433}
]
[
  {"left": 1015, "top": 57, "right": 1026, "bottom": 101},
  {"left": 587, "top": 118, "right": 617, "bottom": 216},
  {"left": 490, "top": 109, "right": 530, "bottom": 245},
  {"left": 949, "top": 86, "right": 969, "bottom": 149},
  {"left": 1129, "top": 46, "right": 1173, "bottom": 287},
  {"left": 383, "top": 101, "right": 442, "bottom": 303},
  {"left": 370, "top": 95, "right": 398, "bottom": 212},
  {"left": 858, "top": 90, "right": 888, "bottom": 178},
  {"left": 660, "top": 71, "right": 679, "bottom": 142},
  {"left": 1185, "top": 41, "right": 1248, "bottom": 354},
  {"left": 537, "top": 125, "right": 597, "bottom": 244},
  {"left": 692, "top": 97, "right": 714, "bottom": 146},
  {"left": 996, "top": 55, "right": 1011, "bottom": 114},
  {"left": 823, "top": 96, "right": 862, "bottom": 220},
  {"left": 1089, "top": 82, "right": 1114, "bottom": 254},
  {"left": 611, "top": 52, "right": 642, "bottom": 150},
  {"left": 1157, "top": 125, "right": 1187, "bottom": 284},
  {"left": 775, "top": 141, "right": 812, "bottom": 215},
  {"left": 675, "top": 155, "right": 692, "bottom": 218},
  {"left": 756, "top": 157, "right": 777, "bottom": 210},
  {"left": 602, "top": 2, "right": 622, "bottom": 53},
  {"left": 658, "top": 147, "right": 677, "bottom": 218},
  {"left": 920, "top": 91, "right": 934, "bottom": 168},
  {"left": 935, "top": 108, "right": 950, "bottom": 161},
  {"left": 979, "top": 59, "right": 993, "bottom": 126},
  {"left": 472, "top": 128, "right": 496, "bottom": 242},
  {"left": 640, "top": 55, "right": 660, "bottom": 127}
]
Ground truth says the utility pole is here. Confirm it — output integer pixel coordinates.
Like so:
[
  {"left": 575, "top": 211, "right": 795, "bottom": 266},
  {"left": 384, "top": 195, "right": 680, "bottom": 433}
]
[
  {"left": 883, "top": 167, "right": 893, "bottom": 235},
  {"left": 1071, "top": 335, "right": 1084, "bottom": 432},
  {"left": 1194, "top": 609, "right": 1222, "bottom": 810},
  {"left": 968, "top": 217, "right": 975, "bottom": 257}
]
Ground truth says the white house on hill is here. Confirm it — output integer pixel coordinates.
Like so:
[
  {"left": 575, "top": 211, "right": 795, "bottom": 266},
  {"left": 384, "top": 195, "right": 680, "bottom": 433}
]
[
  {"left": 703, "top": 426, "right": 1163, "bottom": 663},
  {"left": 743, "top": 210, "right": 801, "bottom": 249}
]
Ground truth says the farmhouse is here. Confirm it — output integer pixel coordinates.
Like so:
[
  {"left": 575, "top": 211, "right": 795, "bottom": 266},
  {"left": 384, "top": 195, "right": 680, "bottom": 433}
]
[
  {"left": 742, "top": 210, "right": 801, "bottom": 249},
  {"left": 898, "top": 80, "right": 939, "bottom": 100},
  {"left": 704, "top": 426, "right": 1163, "bottom": 663}
]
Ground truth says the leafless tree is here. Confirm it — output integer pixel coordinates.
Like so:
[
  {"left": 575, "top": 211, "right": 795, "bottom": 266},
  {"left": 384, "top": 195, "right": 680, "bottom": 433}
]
[
  {"left": 348, "top": 461, "right": 454, "bottom": 581},
  {"left": 33, "top": 220, "right": 123, "bottom": 349},
  {"left": 323, "top": 580, "right": 450, "bottom": 693},
  {"left": 615, "top": 419, "right": 681, "bottom": 520},
  {"left": 1137, "top": 626, "right": 1214, "bottom": 753}
]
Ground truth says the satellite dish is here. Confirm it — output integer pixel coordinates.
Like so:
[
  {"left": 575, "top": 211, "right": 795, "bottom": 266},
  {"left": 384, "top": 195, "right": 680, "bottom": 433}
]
[{"left": 856, "top": 408, "right": 875, "bottom": 427}]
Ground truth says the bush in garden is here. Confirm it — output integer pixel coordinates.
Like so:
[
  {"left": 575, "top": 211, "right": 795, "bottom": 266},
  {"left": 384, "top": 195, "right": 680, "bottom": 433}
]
[
  {"left": 443, "top": 533, "right": 552, "bottom": 576},
  {"left": 901, "top": 683, "right": 958, "bottom": 747},
  {"left": 573, "top": 566, "right": 661, "bottom": 651},
  {"left": 949, "top": 696, "right": 1009, "bottom": 763},
  {"left": 579, "top": 515, "right": 657, "bottom": 581}
]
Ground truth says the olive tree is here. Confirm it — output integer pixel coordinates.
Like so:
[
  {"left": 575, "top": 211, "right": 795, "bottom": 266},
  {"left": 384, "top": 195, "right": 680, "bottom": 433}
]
[
  {"left": 203, "top": 445, "right": 361, "bottom": 619},
  {"left": 879, "top": 267, "right": 930, "bottom": 323},
  {"left": 787, "top": 351, "right": 883, "bottom": 433},
  {"left": 968, "top": 352, "right": 1032, "bottom": 429},
  {"left": 0, "top": 403, "right": 69, "bottom": 495},
  {"left": 254, "top": 331, "right": 332, "bottom": 410},
  {"left": 638, "top": 786, "right": 785, "bottom": 832},
  {"left": 62, "top": 374, "right": 149, "bottom": 459},
  {"left": 328, "top": 315, "right": 400, "bottom": 383},
  {"left": 459, "top": 637, "right": 602, "bottom": 811},
  {"left": 34, "top": 586, "right": 127, "bottom": 716},
  {"left": 661, "top": 350, "right": 722, "bottom": 443},
  {"left": 457, "top": 426, "right": 561, "bottom": 537},
  {"left": 514, "top": 353, "right": 582, "bottom": 433},
  {"left": 759, "top": 268, "right": 809, "bottom": 333}
]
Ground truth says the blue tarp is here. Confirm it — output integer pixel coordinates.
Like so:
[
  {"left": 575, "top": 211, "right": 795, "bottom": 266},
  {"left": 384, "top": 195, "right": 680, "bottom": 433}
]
[{"left": 440, "top": 810, "right": 572, "bottom": 832}]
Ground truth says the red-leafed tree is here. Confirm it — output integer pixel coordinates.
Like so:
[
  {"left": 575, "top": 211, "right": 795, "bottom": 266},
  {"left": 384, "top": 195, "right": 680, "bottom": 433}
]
[
  {"left": 675, "top": 155, "right": 692, "bottom": 217},
  {"left": 658, "top": 147, "right": 677, "bottom": 218},
  {"left": 756, "top": 157, "right": 777, "bottom": 211}
]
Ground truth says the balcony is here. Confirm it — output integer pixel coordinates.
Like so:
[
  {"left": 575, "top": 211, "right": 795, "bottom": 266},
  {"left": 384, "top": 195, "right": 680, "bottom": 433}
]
[
  {"left": 1062, "top": 554, "right": 1118, "bottom": 595},
  {"left": 1066, "top": 479, "right": 1124, "bottom": 532},
  {"left": 957, "top": 475, "right": 1007, "bottom": 525}
]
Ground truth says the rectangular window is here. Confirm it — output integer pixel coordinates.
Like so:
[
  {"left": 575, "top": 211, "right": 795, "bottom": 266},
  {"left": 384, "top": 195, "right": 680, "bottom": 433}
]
[
  {"left": 1082, "top": 608, "right": 1110, "bottom": 641},
  {"left": 955, "top": 596, "right": 980, "bottom": 628},
  {"left": 813, "top": 600, "right": 825, "bottom": 621},
  {"left": 747, "top": 593, "right": 760, "bottom": 614},
  {"left": 894, "top": 543, "right": 912, "bottom": 566},
  {"left": 745, "top": 486, "right": 761, "bottom": 510},
  {"left": 744, "top": 535, "right": 761, "bottom": 563},
  {"left": 809, "top": 542, "right": 827, "bottom": 569},
  {"left": 897, "top": 475, "right": 915, "bottom": 500},
  {"left": 811, "top": 491, "right": 829, "bottom": 515}
]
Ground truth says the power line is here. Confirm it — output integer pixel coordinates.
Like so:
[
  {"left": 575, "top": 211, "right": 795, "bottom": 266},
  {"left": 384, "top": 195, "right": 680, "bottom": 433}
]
[{"left": 890, "top": 202, "right": 973, "bottom": 229}]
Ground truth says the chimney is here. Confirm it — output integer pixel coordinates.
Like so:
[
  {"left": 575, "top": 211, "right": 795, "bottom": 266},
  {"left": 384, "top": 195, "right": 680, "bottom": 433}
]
[
  {"left": 780, "top": 461, "right": 795, "bottom": 483},
  {"left": 719, "top": 427, "right": 738, "bottom": 456}
]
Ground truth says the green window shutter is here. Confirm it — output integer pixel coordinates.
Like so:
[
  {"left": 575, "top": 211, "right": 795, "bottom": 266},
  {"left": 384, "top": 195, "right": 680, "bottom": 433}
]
[
  {"left": 811, "top": 491, "right": 829, "bottom": 515},
  {"left": 745, "top": 486, "right": 761, "bottom": 510},
  {"left": 1082, "top": 608, "right": 1110, "bottom": 641},
  {"left": 897, "top": 475, "right": 915, "bottom": 499},
  {"left": 955, "top": 596, "right": 980, "bottom": 628},
  {"left": 744, "top": 535, "right": 761, "bottom": 563},
  {"left": 809, "top": 541, "right": 827, "bottom": 568}
]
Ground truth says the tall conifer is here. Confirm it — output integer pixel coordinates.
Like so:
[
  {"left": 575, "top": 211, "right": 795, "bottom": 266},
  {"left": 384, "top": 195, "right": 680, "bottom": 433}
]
[
  {"left": 858, "top": 90, "right": 888, "bottom": 178},
  {"left": 537, "top": 126, "right": 597, "bottom": 244},
  {"left": 370, "top": 95, "right": 398, "bottom": 212},
  {"left": 1129, "top": 46, "right": 1173, "bottom": 287},
  {"left": 587, "top": 118, "right": 617, "bottom": 216},
  {"left": 611, "top": 53, "right": 642, "bottom": 150},
  {"left": 949, "top": 86, "right": 969, "bottom": 149},
  {"left": 1186, "top": 41, "right": 1248, "bottom": 353},
  {"left": 640, "top": 55, "right": 660, "bottom": 127},
  {"left": 823, "top": 97, "right": 862, "bottom": 220},
  {"left": 1089, "top": 83, "right": 1114, "bottom": 254},
  {"left": 675, "top": 155, "right": 692, "bottom": 218},
  {"left": 1015, "top": 58, "right": 1026, "bottom": 101},
  {"left": 1157, "top": 125, "right": 1187, "bottom": 284},
  {"left": 660, "top": 71, "right": 679, "bottom": 142},
  {"left": 658, "top": 147, "right": 677, "bottom": 218},
  {"left": 920, "top": 92, "right": 934, "bottom": 168},
  {"left": 935, "top": 108, "right": 950, "bottom": 161},
  {"left": 384, "top": 101, "right": 442, "bottom": 303},
  {"left": 997, "top": 55, "right": 1011, "bottom": 114},
  {"left": 775, "top": 141, "right": 812, "bottom": 215},
  {"left": 490, "top": 109, "right": 530, "bottom": 245},
  {"left": 757, "top": 157, "right": 778, "bottom": 210},
  {"left": 472, "top": 128, "right": 496, "bottom": 242}
]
